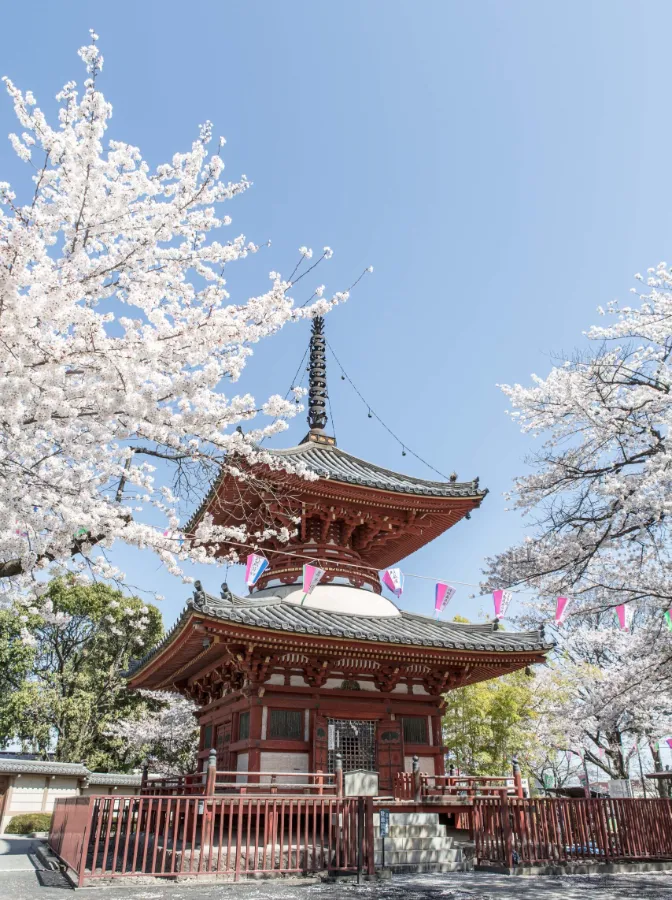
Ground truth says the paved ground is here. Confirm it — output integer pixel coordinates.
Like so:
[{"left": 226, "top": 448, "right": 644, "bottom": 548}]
[
  {"left": 3, "top": 868, "right": 672, "bottom": 900},
  {"left": 0, "top": 835, "right": 42, "bottom": 872},
  {"left": 2, "top": 839, "right": 672, "bottom": 899}
]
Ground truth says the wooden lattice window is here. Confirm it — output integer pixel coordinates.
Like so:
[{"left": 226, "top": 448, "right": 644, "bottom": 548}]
[
  {"left": 402, "top": 716, "right": 428, "bottom": 744},
  {"left": 269, "top": 708, "right": 303, "bottom": 740},
  {"left": 202, "top": 723, "right": 213, "bottom": 750},
  {"left": 238, "top": 711, "right": 250, "bottom": 741}
]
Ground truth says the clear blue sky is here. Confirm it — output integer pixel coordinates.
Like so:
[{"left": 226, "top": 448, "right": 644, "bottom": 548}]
[{"left": 3, "top": 1, "right": 671, "bottom": 630}]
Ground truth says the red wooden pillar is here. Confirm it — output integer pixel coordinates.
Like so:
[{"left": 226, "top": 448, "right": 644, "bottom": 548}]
[
  {"left": 247, "top": 704, "right": 263, "bottom": 784},
  {"left": 432, "top": 715, "right": 445, "bottom": 776}
]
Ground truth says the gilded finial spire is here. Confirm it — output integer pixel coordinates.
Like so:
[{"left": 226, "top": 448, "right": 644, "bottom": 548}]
[{"left": 302, "top": 316, "right": 336, "bottom": 446}]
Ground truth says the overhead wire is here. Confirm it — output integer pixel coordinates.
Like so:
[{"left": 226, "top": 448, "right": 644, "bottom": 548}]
[{"left": 326, "top": 339, "right": 454, "bottom": 483}]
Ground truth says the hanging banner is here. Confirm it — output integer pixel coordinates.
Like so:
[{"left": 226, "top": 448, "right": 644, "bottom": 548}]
[
  {"left": 615, "top": 604, "right": 633, "bottom": 631},
  {"left": 434, "top": 582, "right": 456, "bottom": 618},
  {"left": 245, "top": 553, "right": 269, "bottom": 587},
  {"left": 666, "top": 738, "right": 672, "bottom": 751},
  {"left": 492, "top": 589, "right": 513, "bottom": 619},
  {"left": 665, "top": 609, "right": 672, "bottom": 632},
  {"left": 302, "top": 563, "right": 325, "bottom": 598},
  {"left": 381, "top": 568, "right": 404, "bottom": 598},
  {"left": 555, "top": 596, "right": 572, "bottom": 624}
]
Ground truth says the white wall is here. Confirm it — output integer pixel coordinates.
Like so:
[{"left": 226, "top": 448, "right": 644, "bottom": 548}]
[
  {"left": 236, "top": 753, "right": 249, "bottom": 784},
  {"left": 404, "top": 756, "right": 435, "bottom": 775},
  {"left": 259, "top": 752, "right": 309, "bottom": 785}
]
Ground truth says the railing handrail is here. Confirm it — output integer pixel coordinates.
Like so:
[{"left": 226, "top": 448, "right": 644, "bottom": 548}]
[{"left": 214, "top": 770, "right": 335, "bottom": 778}]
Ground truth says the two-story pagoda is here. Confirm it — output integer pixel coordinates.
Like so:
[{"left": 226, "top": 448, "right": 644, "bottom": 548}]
[{"left": 129, "top": 319, "right": 550, "bottom": 794}]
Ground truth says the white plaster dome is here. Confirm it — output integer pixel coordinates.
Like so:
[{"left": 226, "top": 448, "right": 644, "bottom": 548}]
[{"left": 251, "top": 582, "right": 401, "bottom": 618}]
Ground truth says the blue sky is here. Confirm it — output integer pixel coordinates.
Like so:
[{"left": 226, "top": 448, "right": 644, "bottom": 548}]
[{"left": 3, "top": 1, "right": 672, "bottom": 630}]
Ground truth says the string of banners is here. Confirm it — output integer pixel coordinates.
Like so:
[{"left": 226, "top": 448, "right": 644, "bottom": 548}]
[
  {"left": 243, "top": 555, "right": 672, "bottom": 633},
  {"left": 245, "top": 557, "right": 513, "bottom": 621}
]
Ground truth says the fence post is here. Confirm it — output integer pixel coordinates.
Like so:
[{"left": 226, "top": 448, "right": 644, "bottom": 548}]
[
  {"left": 499, "top": 788, "right": 514, "bottom": 869},
  {"left": 412, "top": 755, "right": 421, "bottom": 802},
  {"left": 512, "top": 755, "right": 524, "bottom": 798},
  {"left": 335, "top": 752, "right": 344, "bottom": 798},
  {"left": 366, "top": 796, "right": 375, "bottom": 876},
  {"left": 357, "top": 796, "right": 364, "bottom": 883},
  {"left": 205, "top": 748, "right": 217, "bottom": 795}
]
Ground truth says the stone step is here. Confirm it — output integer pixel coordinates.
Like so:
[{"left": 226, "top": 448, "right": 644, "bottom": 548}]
[
  {"left": 382, "top": 862, "right": 469, "bottom": 874},
  {"left": 375, "top": 849, "right": 463, "bottom": 865},
  {"left": 374, "top": 825, "right": 447, "bottom": 838},
  {"left": 379, "top": 813, "right": 441, "bottom": 826},
  {"left": 374, "top": 837, "right": 455, "bottom": 851}
]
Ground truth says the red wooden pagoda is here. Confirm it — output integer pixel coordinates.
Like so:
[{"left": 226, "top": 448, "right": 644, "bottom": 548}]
[{"left": 129, "top": 318, "right": 550, "bottom": 794}]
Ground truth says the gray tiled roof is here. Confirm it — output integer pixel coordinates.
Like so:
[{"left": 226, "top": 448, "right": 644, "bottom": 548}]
[
  {"left": 0, "top": 758, "right": 89, "bottom": 777},
  {"left": 88, "top": 772, "right": 142, "bottom": 786},
  {"left": 196, "top": 592, "right": 548, "bottom": 652},
  {"left": 0, "top": 757, "right": 142, "bottom": 784},
  {"left": 129, "top": 588, "right": 550, "bottom": 675},
  {"left": 267, "top": 442, "right": 486, "bottom": 499}
]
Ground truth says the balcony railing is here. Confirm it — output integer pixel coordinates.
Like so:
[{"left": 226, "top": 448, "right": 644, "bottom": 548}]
[
  {"left": 142, "top": 768, "right": 339, "bottom": 797},
  {"left": 394, "top": 772, "right": 527, "bottom": 802}
]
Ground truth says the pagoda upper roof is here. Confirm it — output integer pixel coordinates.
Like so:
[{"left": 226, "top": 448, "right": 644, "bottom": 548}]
[
  {"left": 128, "top": 586, "right": 552, "bottom": 689},
  {"left": 265, "top": 439, "right": 485, "bottom": 500}
]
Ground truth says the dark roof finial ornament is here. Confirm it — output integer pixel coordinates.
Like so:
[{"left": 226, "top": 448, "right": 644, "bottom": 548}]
[{"left": 301, "top": 316, "right": 336, "bottom": 446}]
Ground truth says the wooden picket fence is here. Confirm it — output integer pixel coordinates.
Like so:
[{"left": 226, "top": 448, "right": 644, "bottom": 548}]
[
  {"left": 49, "top": 793, "right": 374, "bottom": 886},
  {"left": 474, "top": 795, "right": 672, "bottom": 868}
]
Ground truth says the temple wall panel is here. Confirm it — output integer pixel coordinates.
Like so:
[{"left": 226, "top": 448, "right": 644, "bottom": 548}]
[
  {"left": 404, "top": 756, "right": 435, "bottom": 775},
  {"left": 260, "top": 752, "right": 309, "bottom": 784},
  {"left": 236, "top": 752, "right": 249, "bottom": 782}
]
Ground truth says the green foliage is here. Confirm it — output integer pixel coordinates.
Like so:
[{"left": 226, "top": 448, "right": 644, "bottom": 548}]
[
  {"left": 443, "top": 671, "right": 531, "bottom": 775},
  {"left": 6, "top": 813, "right": 52, "bottom": 834},
  {"left": 0, "top": 577, "right": 163, "bottom": 770}
]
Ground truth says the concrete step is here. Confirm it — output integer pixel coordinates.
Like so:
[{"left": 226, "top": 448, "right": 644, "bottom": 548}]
[
  {"left": 379, "top": 813, "right": 441, "bottom": 826},
  {"left": 375, "top": 849, "right": 463, "bottom": 865},
  {"left": 374, "top": 825, "right": 447, "bottom": 838},
  {"left": 374, "top": 837, "right": 455, "bottom": 851},
  {"left": 383, "top": 862, "right": 469, "bottom": 874}
]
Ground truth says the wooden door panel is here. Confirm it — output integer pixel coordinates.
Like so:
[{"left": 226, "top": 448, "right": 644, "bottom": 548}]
[
  {"left": 216, "top": 715, "right": 232, "bottom": 771},
  {"left": 313, "top": 713, "right": 329, "bottom": 773},
  {"left": 376, "top": 719, "right": 404, "bottom": 794}
]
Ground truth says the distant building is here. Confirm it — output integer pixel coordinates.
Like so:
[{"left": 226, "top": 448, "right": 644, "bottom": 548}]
[{"left": 0, "top": 758, "right": 142, "bottom": 833}]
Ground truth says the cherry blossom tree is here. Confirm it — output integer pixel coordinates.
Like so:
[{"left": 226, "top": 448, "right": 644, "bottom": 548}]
[
  {"left": 0, "top": 32, "right": 369, "bottom": 606},
  {"left": 486, "top": 259, "right": 672, "bottom": 777},
  {"left": 107, "top": 691, "right": 198, "bottom": 775},
  {"left": 487, "top": 262, "right": 672, "bottom": 620}
]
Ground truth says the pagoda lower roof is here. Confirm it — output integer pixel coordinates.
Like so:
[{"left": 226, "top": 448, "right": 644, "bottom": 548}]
[
  {"left": 128, "top": 587, "right": 552, "bottom": 687},
  {"left": 265, "top": 441, "right": 485, "bottom": 500}
]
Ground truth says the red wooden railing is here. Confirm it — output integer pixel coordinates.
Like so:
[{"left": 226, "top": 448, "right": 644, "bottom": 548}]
[
  {"left": 394, "top": 772, "right": 521, "bottom": 801},
  {"left": 143, "top": 770, "right": 338, "bottom": 797},
  {"left": 474, "top": 795, "right": 672, "bottom": 867},
  {"left": 49, "top": 793, "right": 374, "bottom": 886}
]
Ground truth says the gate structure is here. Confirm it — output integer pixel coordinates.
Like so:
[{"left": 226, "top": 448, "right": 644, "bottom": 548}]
[
  {"left": 474, "top": 795, "right": 672, "bottom": 868},
  {"left": 49, "top": 794, "right": 374, "bottom": 886}
]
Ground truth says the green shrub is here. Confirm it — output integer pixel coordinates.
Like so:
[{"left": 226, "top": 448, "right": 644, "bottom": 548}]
[{"left": 6, "top": 813, "right": 52, "bottom": 834}]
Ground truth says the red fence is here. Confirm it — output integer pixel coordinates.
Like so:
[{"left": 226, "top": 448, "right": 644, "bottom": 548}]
[
  {"left": 474, "top": 795, "right": 672, "bottom": 868},
  {"left": 143, "top": 770, "right": 338, "bottom": 797},
  {"left": 394, "top": 773, "right": 521, "bottom": 801},
  {"left": 50, "top": 793, "right": 374, "bottom": 886}
]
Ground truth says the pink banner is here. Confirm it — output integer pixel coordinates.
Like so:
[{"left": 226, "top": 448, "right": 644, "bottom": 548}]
[
  {"left": 245, "top": 553, "right": 269, "bottom": 587},
  {"left": 666, "top": 738, "right": 672, "bottom": 751},
  {"left": 434, "top": 582, "right": 456, "bottom": 617},
  {"left": 302, "top": 563, "right": 325, "bottom": 597},
  {"left": 555, "top": 596, "right": 571, "bottom": 624},
  {"left": 493, "top": 589, "right": 513, "bottom": 619},
  {"left": 615, "top": 604, "right": 632, "bottom": 631},
  {"left": 381, "top": 567, "right": 404, "bottom": 598}
]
